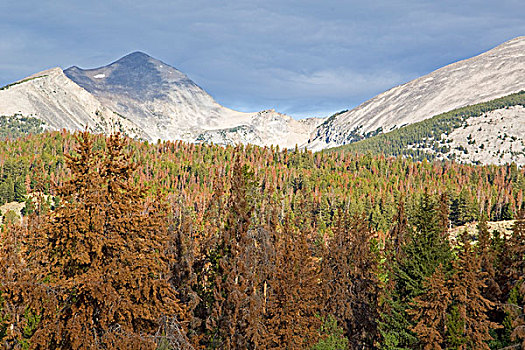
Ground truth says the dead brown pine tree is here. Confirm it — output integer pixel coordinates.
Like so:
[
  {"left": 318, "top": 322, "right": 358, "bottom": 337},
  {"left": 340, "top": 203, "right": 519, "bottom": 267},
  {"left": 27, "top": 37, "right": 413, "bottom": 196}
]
[
  {"left": 1, "top": 132, "right": 187, "bottom": 349},
  {"left": 322, "top": 210, "right": 380, "bottom": 349},
  {"left": 409, "top": 264, "right": 451, "bottom": 350},
  {"left": 448, "top": 231, "right": 499, "bottom": 349},
  {"left": 261, "top": 216, "right": 322, "bottom": 349}
]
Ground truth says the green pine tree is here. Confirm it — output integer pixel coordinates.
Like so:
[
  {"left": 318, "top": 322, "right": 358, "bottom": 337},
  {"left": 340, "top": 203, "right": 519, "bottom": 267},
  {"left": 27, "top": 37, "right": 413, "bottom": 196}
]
[
  {"left": 379, "top": 193, "right": 452, "bottom": 349},
  {"left": 14, "top": 180, "right": 26, "bottom": 203}
]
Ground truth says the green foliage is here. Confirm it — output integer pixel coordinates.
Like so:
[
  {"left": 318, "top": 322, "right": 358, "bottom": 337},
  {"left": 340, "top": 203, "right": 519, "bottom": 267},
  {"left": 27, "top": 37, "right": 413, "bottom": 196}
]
[
  {"left": 3, "top": 210, "right": 20, "bottom": 226},
  {"left": 379, "top": 194, "right": 453, "bottom": 349},
  {"left": 14, "top": 308, "right": 42, "bottom": 350},
  {"left": 311, "top": 315, "right": 349, "bottom": 350},
  {"left": 397, "top": 194, "right": 452, "bottom": 298},
  {"left": 450, "top": 188, "right": 478, "bottom": 226},
  {"left": 0, "top": 293, "right": 6, "bottom": 342},
  {"left": 0, "top": 115, "right": 45, "bottom": 140},
  {"left": 14, "top": 180, "right": 27, "bottom": 202},
  {"left": 319, "top": 110, "right": 349, "bottom": 128},
  {"left": 446, "top": 305, "right": 467, "bottom": 349},
  {"left": 488, "top": 313, "right": 514, "bottom": 350},
  {"left": 501, "top": 202, "right": 514, "bottom": 220},
  {"left": 378, "top": 297, "right": 417, "bottom": 349}
]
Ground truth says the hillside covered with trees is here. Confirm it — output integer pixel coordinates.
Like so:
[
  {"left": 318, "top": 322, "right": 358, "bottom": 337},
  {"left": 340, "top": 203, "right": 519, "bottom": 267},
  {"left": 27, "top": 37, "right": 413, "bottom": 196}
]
[
  {"left": 0, "top": 130, "right": 524, "bottom": 349},
  {"left": 330, "top": 90, "right": 525, "bottom": 162}
]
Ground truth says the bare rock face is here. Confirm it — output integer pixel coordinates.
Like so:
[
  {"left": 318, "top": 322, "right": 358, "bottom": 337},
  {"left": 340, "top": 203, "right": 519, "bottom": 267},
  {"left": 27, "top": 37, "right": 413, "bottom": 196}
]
[
  {"left": 196, "top": 109, "right": 323, "bottom": 148},
  {"left": 64, "top": 52, "right": 323, "bottom": 147},
  {"left": 0, "top": 68, "right": 146, "bottom": 138},
  {"left": 435, "top": 106, "right": 525, "bottom": 166},
  {"left": 307, "top": 36, "right": 525, "bottom": 151},
  {"left": 0, "top": 52, "right": 322, "bottom": 148},
  {"left": 64, "top": 52, "right": 252, "bottom": 142}
]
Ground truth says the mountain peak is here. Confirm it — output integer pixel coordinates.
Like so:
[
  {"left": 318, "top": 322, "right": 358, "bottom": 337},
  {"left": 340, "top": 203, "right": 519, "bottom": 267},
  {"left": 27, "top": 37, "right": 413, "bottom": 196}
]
[
  {"left": 64, "top": 51, "right": 195, "bottom": 101},
  {"left": 111, "top": 51, "right": 155, "bottom": 66},
  {"left": 124, "top": 51, "right": 151, "bottom": 58},
  {"left": 307, "top": 35, "right": 525, "bottom": 151}
]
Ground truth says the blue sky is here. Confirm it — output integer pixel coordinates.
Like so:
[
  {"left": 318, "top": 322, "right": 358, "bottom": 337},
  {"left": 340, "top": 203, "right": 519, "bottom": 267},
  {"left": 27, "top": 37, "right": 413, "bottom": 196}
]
[{"left": 1, "top": 0, "right": 524, "bottom": 118}]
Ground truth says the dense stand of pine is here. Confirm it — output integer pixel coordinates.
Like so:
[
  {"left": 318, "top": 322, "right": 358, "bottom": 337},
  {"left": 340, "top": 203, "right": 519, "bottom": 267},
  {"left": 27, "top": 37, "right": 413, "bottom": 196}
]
[{"left": 0, "top": 131, "right": 524, "bottom": 349}]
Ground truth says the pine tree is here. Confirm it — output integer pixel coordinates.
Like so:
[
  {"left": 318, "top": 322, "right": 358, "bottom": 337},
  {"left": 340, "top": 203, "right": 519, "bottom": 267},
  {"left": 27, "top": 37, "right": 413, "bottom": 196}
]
[
  {"left": 166, "top": 200, "right": 201, "bottom": 348},
  {"left": 400, "top": 193, "right": 452, "bottom": 298},
  {"left": 0, "top": 222, "right": 30, "bottom": 346},
  {"left": 508, "top": 211, "right": 525, "bottom": 292},
  {"left": 437, "top": 192, "right": 451, "bottom": 236},
  {"left": 379, "top": 192, "right": 452, "bottom": 349},
  {"left": 387, "top": 198, "right": 409, "bottom": 259},
  {"left": 13, "top": 180, "right": 26, "bottom": 203},
  {"left": 450, "top": 189, "right": 477, "bottom": 226},
  {"left": 476, "top": 215, "right": 501, "bottom": 303},
  {"left": 508, "top": 211, "right": 525, "bottom": 348},
  {"left": 261, "top": 217, "right": 322, "bottom": 349},
  {"left": 198, "top": 153, "right": 266, "bottom": 349},
  {"left": 409, "top": 264, "right": 450, "bottom": 350},
  {"left": 475, "top": 215, "right": 511, "bottom": 348},
  {"left": 322, "top": 210, "right": 379, "bottom": 348},
  {"left": 1, "top": 132, "right": 187, "bottom": 349},
  {"left": 447, "top": 231, "right": 499, "bottom": 349},
  {"left": 311, "top": 315, "right": 349, "bottom": 350},
  {"left": 379, "top": 198, "right": 416, "bottom": 350},
  {"left": 216, "top": 157, "right": 264, "bottom": 349}
]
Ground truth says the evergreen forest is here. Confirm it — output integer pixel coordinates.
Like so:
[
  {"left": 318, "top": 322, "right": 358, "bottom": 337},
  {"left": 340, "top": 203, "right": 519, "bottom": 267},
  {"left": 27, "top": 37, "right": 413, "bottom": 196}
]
[{"left": 0, "top": 130, "right": 524, "bottom": 349}]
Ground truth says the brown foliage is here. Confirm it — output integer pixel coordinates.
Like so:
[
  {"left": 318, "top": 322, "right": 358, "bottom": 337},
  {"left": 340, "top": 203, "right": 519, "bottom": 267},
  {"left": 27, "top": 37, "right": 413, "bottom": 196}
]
[
  {"left": 206, "top": 155, "right": 264, "bottom": 349},
  {"left": 261, "top": 218, "right": 322, "bottom": 349},
  {"left": 476, "top": 215, "right": 502, "bottom": 304},
  {"left": 1, "top": 132, "right": 187, "bottom": 349},
  {"left": 409, "top": 265, "right": 450, "bottom": 350},
  {"left": 387, "top": 198, "right": 409, "bottom": 260},
  {"left": 322, "top": 210, "right": 380, "bottom": 348},
  {"left": 449, "top": 231, "right": 500, "bottom": 349}
]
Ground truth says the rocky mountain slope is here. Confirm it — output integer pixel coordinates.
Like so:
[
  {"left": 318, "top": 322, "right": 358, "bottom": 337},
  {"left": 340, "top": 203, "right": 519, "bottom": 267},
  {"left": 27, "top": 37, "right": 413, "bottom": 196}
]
[
  {"left": 433, "top": 105, "right": 525, "bottom": 165},
  {"left": 0, "top": 68, "right": 146, "bottom": 138},
  {"left": 1, "top": 52, "right": 323, "bottom": 148},
  {"left": 64, "top": 52, "right": 253, "bottom": 142},
  {"left": 195, "top": 109, "right": 321, "bottom": 147},
  {"left": 331, "top": 91, "right": 525, "bottom": 166},
  {"left": 307, "top": 36, "right": 525, "bottom": 151},
  {"left": 63, "top": 52, "right": 323, "bottom": 147},
  {"left": 2, "top": 36, "right": 524, "bottom": 155}
]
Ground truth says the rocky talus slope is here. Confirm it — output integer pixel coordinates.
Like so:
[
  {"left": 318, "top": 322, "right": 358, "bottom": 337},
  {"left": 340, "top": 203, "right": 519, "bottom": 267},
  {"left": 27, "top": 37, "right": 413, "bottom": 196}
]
[{"left": 433, "top": 105, "right": 525, "bottom": 165}]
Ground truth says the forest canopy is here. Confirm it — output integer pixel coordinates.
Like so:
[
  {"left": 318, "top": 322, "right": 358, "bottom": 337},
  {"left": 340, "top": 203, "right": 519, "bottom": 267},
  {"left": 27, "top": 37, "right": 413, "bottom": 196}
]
[{"left": 0, "top": 130, "right": 524, "bottom": 349}]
